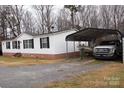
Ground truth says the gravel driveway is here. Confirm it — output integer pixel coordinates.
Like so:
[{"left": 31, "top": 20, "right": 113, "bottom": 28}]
[{"left": 0, "top": 60, "right": 108, "bottom": 88}]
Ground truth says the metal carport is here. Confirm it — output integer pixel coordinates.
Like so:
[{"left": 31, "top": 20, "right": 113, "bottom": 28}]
[
  {"left": 66, "top": 28, "right": 123, "bottom": 41},
  {"left": 66, "top": 28, "right": 124, "bottom": 62}
]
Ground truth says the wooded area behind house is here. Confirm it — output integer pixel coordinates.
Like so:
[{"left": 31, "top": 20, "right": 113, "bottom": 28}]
[{"left": 0, "top": 5, "right": 124, "bottom": 40}]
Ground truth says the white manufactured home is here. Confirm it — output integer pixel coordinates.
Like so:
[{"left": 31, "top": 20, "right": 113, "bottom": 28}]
[{"left": 2, "top": 29, "right": 85, "bottom": 59}]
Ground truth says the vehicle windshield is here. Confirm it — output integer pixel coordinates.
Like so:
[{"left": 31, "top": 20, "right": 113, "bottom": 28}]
[{"left": 99, "top": 41, "right": 117, "bottom": 45}]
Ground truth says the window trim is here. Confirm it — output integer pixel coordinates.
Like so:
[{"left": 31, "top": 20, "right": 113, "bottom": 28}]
[
  {"left": 23, "top": 39, "right": 34, "bottom": 49},
  {"left": 6, "top": 42, "right": 11, "bottom": 49},
  {"left": 12, "top": 41, "right": 20, "bottom": 49},
  {"left": 40, "top": 37, "right": 50, "bottom": 49}
]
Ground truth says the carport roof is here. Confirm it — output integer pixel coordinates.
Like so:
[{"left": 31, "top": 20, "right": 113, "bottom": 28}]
[{"left": 66, "top": 28, "right": 123, "bottom": 41}]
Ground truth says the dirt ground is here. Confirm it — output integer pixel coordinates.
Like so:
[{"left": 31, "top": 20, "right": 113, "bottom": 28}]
[{"left": 0, "top": 56, "right": 108, "bottom": 88}]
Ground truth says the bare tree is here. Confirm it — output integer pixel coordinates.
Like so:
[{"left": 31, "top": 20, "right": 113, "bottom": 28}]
[
  {"left": 33, "top": 5, "right": 55, "bottom": 34},
  {"left": 56, "top": 8, "right": 71, "bottom": 31},
  {"left": 9, "top": 5, "right": 24, "bottom": 35},
  {"left": 99, "top": 5, "right": 112, "bottom": 29},
  {"left": 90, "top": 6, "right": 99, "bottom": 28},
  {"left": 0, "top": 5, "right": 25, "bottom": 38},
  {"left": 78, "top": 5, "right": 99, "bottom": 28},
  {"left": 0, "top": 6, "right": 8, "bottom": 39},
  {"left": 1, "top": 5, "right": 124, "bottom": 40},
  {"left": 99, "top": 5, "right": 124, "bottom": 30},
  {"left": 22, "top": 11, "right": 36, "bottom": 34},
  {"left": 64, "top": 5, "right": 81, "bottom": 28},
  {"left": 34, "top": 5, "right": 45, "bottom": 33},
  {"left": 110, "top": 5, "right": 124, "bottom": 30}
]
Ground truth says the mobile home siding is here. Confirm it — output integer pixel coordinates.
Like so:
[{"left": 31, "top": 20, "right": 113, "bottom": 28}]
[{"left": 2, "top": 30, "right": 80, "bottom": 59}]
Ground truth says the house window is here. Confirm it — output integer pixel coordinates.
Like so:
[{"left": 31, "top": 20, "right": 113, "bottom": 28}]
[
  {"left": 6, "top": 42, "right": 11, "bottom": 49},
  {"left": 23, "top": 39, "right": 34, "bottom": 49},
  {"left": 12, "top": 41, "right": 20, "bottom": 49},
  {"left": 40, "top": 37, "right": 49, "bottom": 48}
]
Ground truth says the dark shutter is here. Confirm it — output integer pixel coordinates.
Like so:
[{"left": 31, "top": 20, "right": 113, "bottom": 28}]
[
  {"left": 8, "top": 42, "right": 10, "bottom": 49},
  {"left": 16, "top": 41, "right": 18, "bottom": 49},
  {"left": 18, "top": 41, "right": 20, "bottom": 49},
  {"left": 32, "top": 39, "right": 34, "bottom": 48},
  {"left": 47, "top": 37, "right": 50, "bottom": 48},
  {"left": 40, "top": 38, "right": 42, "bottom": 48},
  {"left": 23, "top": 40, "right": 25, "bottom": 49}
]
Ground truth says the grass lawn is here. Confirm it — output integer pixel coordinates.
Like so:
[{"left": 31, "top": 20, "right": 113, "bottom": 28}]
[
  {"left": 46, "top": 62, "right": 124, "bottom": 88},
  {"left": 0, "top": 56, "right": 64, "bottom": 67}
]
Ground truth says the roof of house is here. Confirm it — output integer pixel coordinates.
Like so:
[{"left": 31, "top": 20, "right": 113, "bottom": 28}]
[
  {"left": 2, "top": 29, "right": 77, "bottom": 41},
  {"left": 33, "top": 29, "right": 77, "bottom": 37},
  {"left": 66, "top": 28, "right": 123, "bottom": 41}
]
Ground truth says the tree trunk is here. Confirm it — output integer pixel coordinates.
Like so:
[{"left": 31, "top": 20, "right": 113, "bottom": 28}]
[{"left": 71, "top": 11, "right": 74, "bottom": 28}]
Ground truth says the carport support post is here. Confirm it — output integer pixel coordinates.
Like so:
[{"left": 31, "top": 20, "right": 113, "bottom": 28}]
[
  {"left": 66, "top": 41, "right": 69, "bottom": 58},
  {"left": 123, "top": 38, "right": 124, "bottom": 63},
  {"left": 79, "top": 47, "right": 84, "bottom": 60}
]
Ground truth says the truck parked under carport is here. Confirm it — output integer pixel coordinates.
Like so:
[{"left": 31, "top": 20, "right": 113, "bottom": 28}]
[
  {"left": 93, "top": 40, "right": 122, "bottom": 59},
  {"left": 66, "top": 28, "right": 124, "bottom": 62}
]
